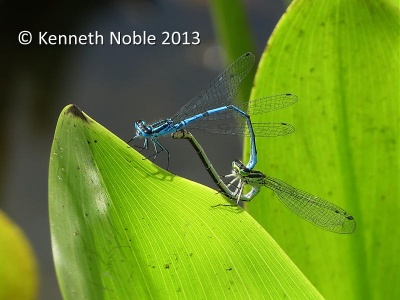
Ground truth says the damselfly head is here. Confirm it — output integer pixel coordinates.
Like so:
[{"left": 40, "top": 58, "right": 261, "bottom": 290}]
[
  {"left": 135, "top": 120, "right": 152, "bottom": 135},
  {"left": 231, "top": 160, "right": 241, "bottom": 174},
  {"left": 232, "top": 159, "right": 251, "bottom": 176}
]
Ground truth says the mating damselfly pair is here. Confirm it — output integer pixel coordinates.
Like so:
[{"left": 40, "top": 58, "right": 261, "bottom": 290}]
[{"left": 129, "top": 52, "right": 356, "bottom": 234}]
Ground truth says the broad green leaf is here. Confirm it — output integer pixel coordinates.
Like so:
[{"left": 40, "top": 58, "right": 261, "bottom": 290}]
[
  {"left": 0, "top": 210, "right": 38, "bottom": 300},
  {"left": 49, "top": 105, "right": 324, "bottom": 299},
  {"left": 245, "top": 0, "right": 399, "bottom": 300}
]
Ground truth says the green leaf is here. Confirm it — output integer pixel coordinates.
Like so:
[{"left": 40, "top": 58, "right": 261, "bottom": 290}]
[
  {"left": 245, "top": 0, "right": 399, "bottom": 299},
  {"left": 49, "top": 105, "right": 324, "bottom": 299}
]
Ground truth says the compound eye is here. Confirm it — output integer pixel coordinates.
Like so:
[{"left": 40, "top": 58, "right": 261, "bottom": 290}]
[
  {"left": 232, "top": 160, "right": 240, "bottom": 168},
  {"left": 134, "top": 120, "right": 143, "bottom": 128},
  {"left": 135, "top": 120, "right": 152, "bottom": 134}
]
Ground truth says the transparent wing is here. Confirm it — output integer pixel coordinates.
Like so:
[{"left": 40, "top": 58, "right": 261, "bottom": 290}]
[
  {"left": 187, "top": 94, "right": 298, "bottom": 121},
  {"left": 244, "top": 93, "right": 298, "bottom": 116},
  {"left": 172, "top": 52, "right": 255, "bottom": 122},
  {"left": 264, "top": 176, "right": 356, "bottom": 234},
  {"left": 186, "top": 122, "right": 295, "bottom": 137}
]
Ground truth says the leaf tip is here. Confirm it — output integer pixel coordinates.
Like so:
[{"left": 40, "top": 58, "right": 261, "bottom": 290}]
[{"left": 64, "top": 104, "right": 89, "bottom": 123}]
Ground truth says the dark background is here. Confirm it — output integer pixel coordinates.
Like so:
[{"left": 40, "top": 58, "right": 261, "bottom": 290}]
[{"left": 0, "top": 0, "right": 286, "bottom": 298}]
